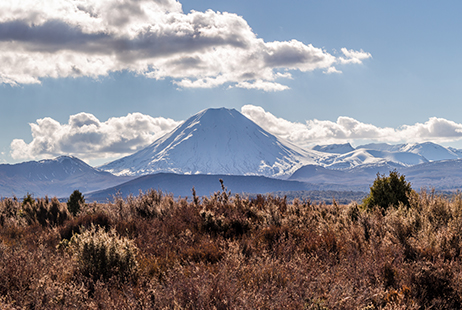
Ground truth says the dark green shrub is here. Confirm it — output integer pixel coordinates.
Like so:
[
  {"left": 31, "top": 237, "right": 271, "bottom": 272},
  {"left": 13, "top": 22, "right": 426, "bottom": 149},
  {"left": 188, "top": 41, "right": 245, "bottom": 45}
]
[
  {"left": 22, "top": 193, "right": 35, "bottom": 207},
  {"left": 47, "top": 198, "right": 63, "bottom": 224},
  {"left": 21, "top": 197, "right": 68, "bottom": 227},
  {"left": 67, "top": 190, "right": 85, "bottom": 216},
  {"left": 363, "top": 170, "right": 412, "bottom": 211}
]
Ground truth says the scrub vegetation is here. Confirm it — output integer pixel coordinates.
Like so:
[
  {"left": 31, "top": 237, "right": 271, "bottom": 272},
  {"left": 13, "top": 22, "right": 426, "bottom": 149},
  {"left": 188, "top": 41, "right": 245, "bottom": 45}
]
[{"left": 1, "top": 177, "right": 462, "bottom": 309}]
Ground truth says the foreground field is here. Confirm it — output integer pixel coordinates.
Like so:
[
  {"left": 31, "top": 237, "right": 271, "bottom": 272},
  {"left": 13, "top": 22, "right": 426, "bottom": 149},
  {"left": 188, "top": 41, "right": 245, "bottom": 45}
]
[{"left": 1, "top": 187, "right": 462, "bottom": 309}]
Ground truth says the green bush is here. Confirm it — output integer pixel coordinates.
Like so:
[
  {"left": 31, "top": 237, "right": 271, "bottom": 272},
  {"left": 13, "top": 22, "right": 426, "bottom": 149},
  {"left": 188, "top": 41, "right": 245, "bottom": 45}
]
[
  {"left": 22, "top": 193, "right": 35, "bottom": 207},
  {"left": 69, "top": 224, "right": 138, "bottom": 282},
  {"left": 67, "top": 190, "right": 85, "bottom": 216},
  {"left": 363, "top": 170, "right": 412, "bottom": 211},
  {"left": 22, "top": 196, "right": 68, "bottom": 227}
]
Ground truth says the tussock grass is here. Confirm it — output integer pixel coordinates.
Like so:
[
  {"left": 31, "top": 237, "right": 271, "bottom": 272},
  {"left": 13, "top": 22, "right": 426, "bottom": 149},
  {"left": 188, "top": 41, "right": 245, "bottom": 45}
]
[{"left": 1, "top": 188, "right": 462, "bottom": 309}]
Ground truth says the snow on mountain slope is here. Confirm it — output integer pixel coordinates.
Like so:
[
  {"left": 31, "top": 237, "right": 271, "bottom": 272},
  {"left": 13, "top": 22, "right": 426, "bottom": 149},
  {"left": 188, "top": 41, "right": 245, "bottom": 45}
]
[
  {"left": 311, "top": 143, "right": 354, "bottom": 154},
  {"left": 356, "top": 142, "right": 461, "bottom": 162},
  {"left": 400, "top": 142, "right": 460, "bottom": 161},
  {"left": 318, "top": 148, "right": 428, "bottom": 169},
  {"left": 365, "top": 150, "right": 428, "bottom": 166},
  {"left": 356, "top": 143, "right": 405, "bottom": 152},
  {"left": 319, "top": 149, "right": 383, "bottom": 169},
  {"left": 447, "top": 147, "right": 462, "bottom": 157},
  {"left": 99, "top": 108, "right": 322, "bottom": 178}
]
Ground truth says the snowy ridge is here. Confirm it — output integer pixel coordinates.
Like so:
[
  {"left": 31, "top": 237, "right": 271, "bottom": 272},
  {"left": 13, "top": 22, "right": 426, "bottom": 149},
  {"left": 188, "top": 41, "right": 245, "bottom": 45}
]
[
  {"left": 318, "top": 149, "right": 428, "bottom": 169},
  {"left": 356, "top": 142, "right": 461, "bottom": 162},
  {"left": 312, "top": 143, "right": 354, "bottom": 154},
  {"left": 399, "top": 142, "right": 459, "bottom": 161}
]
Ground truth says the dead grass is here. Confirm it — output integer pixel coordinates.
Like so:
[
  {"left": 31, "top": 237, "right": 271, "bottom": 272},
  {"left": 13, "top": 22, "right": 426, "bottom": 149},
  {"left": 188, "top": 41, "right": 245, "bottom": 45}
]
[{"left": 0, "top": 188, "right": 462, "bottom": 309}]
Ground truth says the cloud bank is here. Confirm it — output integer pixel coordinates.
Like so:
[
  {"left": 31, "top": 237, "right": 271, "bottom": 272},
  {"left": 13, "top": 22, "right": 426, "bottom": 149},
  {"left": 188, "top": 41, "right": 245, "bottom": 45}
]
[
  {"left": 10, "top": 112, "right": 181, "bottom": 160},
  {"left": 241, "top": 105, "right": 462, "bottom": 147},
  {"left": 11, "top": 106, "right": 462, "bottom": 161},
  {"left": 0, "top": 0, "right": 370, "bottom": 91}
]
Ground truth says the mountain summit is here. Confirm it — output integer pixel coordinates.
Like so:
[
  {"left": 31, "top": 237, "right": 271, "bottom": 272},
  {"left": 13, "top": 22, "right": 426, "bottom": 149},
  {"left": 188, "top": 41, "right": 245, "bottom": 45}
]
[{"left": 99, "top": 108, "right": 317, "bottom": 177}]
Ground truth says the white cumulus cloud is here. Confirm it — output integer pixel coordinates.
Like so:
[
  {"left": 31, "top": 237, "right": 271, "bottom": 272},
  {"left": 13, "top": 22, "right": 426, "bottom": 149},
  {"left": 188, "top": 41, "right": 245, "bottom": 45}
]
[
  {"left": 0, "top": 0, "right": 370, "bottom": 91},
  {"left": 339, "top": 48, "right": 372, "bottom": 65},
  {"left": 323, "top": 67, "right": 342, "bottom": 74},
  {"left": 10, "top": 106, "right": 462, "bottom": 161},
  {"left": 10, "top": 112, "right": 181, "bottom": 160},
  {"left": 241, "top": 105, "right": 462, "bottom": 146}
]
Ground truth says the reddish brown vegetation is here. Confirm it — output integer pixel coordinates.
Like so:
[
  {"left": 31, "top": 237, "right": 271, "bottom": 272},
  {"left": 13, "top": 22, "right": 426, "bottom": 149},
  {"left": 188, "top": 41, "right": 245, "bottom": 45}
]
[{"left": 1, "top": 189, "right": 462, "bottom": 309}]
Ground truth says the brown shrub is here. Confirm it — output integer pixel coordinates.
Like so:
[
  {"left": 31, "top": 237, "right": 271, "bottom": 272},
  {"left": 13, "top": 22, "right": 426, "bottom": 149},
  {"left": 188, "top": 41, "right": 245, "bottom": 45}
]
[
  {"left": 1, "top": 190, "right": 462, "bottom": 308},
  {"left": 411, "top": 261, "right": 461, "bottom": 309},
  {"left": 59, "top": 211, "right": 111, "bottom": 240},
  {"left": 181, "top": 240, "right": 223, "bottom": 264}
]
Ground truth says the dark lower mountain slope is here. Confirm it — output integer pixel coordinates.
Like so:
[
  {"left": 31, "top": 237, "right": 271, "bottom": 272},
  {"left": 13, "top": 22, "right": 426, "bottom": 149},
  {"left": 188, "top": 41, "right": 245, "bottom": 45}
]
[
  {"left": 86, "top": 173, "right": 315, "bottom": 201},
  {"left": 290, "top": 159, "right": 462, "bottom": 192},
  {"left": 289, "top": 163, "right": 403, "bottom": 190},
  {"left": 402, "top": 159, "right": 462, "bottom": 190},
  {"left": 0, "top": 156, "right": 133, "bottom": 198}
]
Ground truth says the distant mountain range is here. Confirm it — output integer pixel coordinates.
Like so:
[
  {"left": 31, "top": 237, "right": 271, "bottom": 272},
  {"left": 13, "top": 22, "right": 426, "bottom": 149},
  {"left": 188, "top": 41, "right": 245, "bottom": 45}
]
[
  {"left": 3, "top": 108, "right": 462, "bottom": 200},
  {"left": 0, "top": 156, "right": 133, "bottom": 198}
]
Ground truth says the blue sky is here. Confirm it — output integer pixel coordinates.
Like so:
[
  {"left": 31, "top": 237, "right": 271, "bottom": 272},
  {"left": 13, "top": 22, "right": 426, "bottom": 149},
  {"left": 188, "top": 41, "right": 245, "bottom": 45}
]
[{"left": 1, "top": 0, "right": 462, "bottom": 166}]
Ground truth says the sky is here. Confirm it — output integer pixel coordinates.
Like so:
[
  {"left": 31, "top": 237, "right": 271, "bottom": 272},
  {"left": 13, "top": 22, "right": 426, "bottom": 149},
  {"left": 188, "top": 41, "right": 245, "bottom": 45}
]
[{"left": 1, "top": 0, "right": 462, "bottom": 166}]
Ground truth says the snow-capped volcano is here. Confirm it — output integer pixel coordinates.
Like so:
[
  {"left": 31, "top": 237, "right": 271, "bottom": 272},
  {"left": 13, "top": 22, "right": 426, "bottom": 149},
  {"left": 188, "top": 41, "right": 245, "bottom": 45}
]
[{"left": 99, "top": 108, "right": 319, "bottom": 177}]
